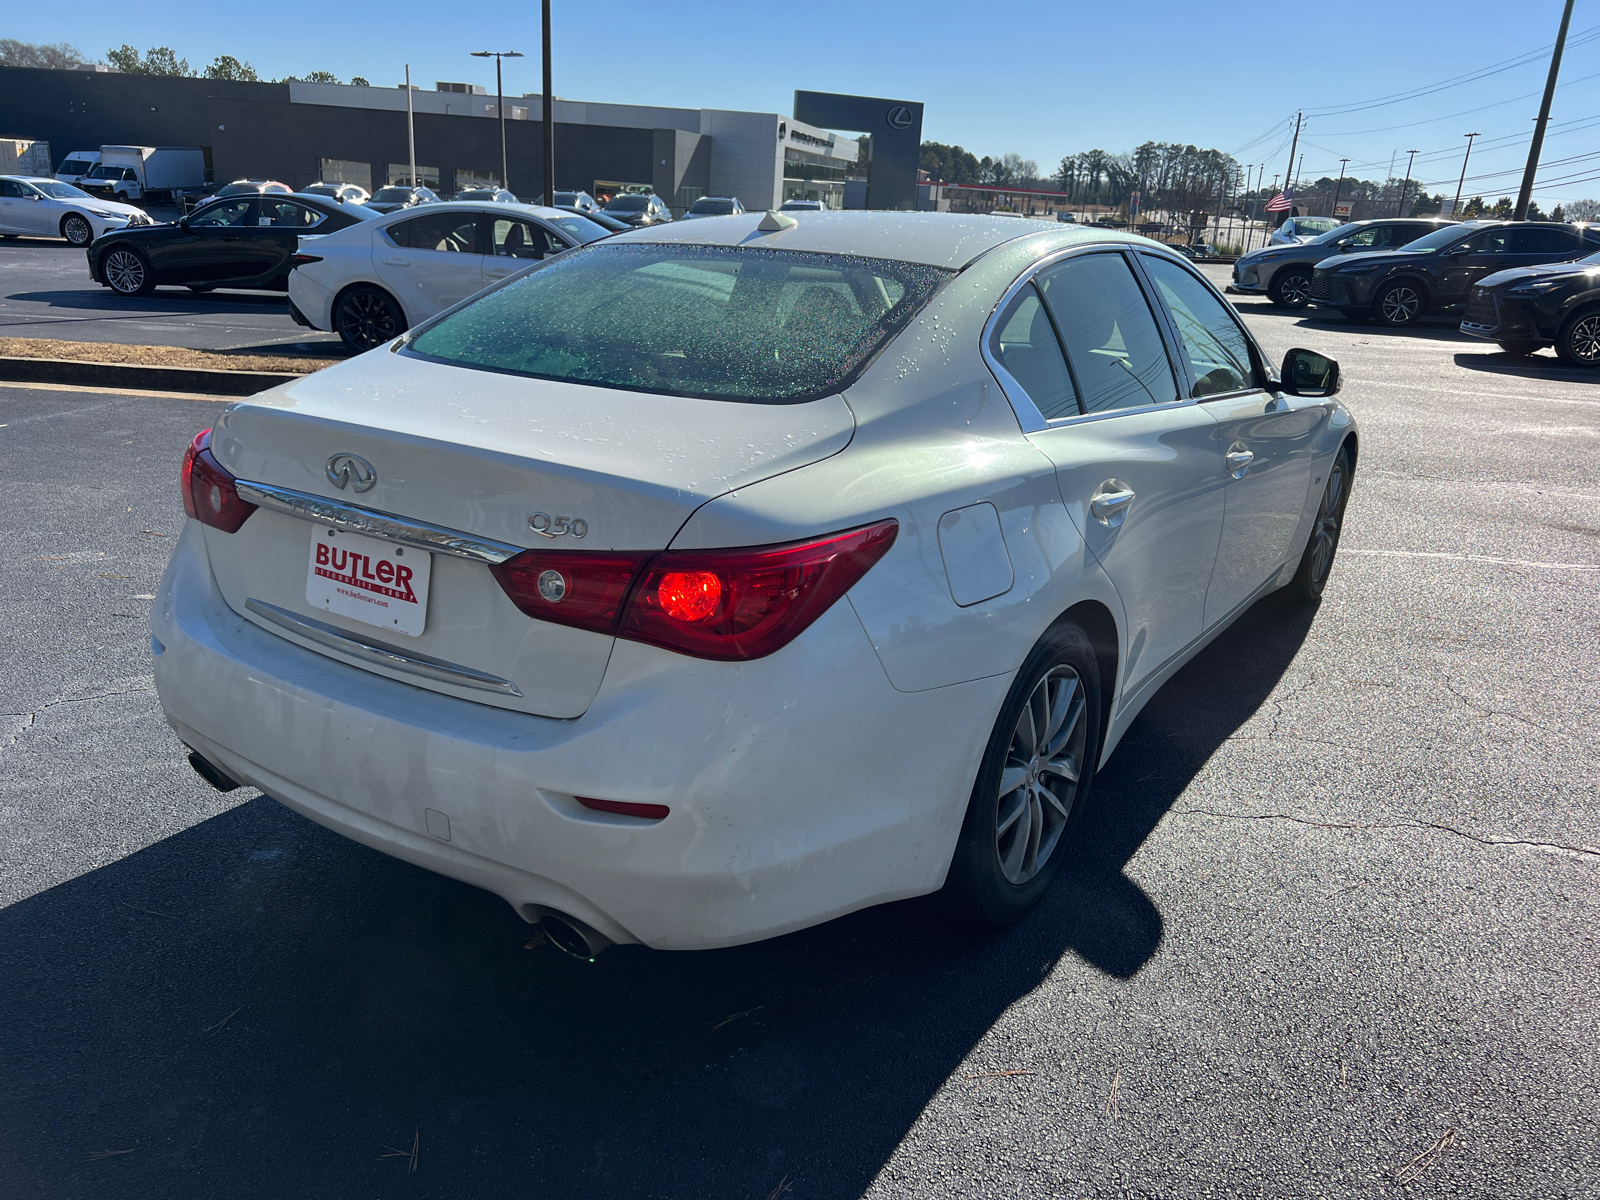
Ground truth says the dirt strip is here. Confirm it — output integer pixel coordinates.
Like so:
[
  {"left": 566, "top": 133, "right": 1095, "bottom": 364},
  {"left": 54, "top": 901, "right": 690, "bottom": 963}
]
[{"left": 0, "top": 338, "right": 344, "bottom": 375}]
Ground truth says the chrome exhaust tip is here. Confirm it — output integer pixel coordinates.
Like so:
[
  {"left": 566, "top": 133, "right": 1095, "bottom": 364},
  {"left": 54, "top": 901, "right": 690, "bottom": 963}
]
[{"left": 536, "top": 911, "right": 613, "bottom": 961}]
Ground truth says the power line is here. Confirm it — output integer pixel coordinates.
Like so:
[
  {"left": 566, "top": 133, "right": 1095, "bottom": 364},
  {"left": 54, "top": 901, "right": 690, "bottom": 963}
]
[{"left": 1315, "top": 67, "right": 1600, "bottom": 136}]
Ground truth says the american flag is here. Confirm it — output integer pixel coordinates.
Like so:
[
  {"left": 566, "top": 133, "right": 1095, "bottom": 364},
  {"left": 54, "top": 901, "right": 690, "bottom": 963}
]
[{"left": 1265, "top": 191, "right": 1293, "bottom": 212}]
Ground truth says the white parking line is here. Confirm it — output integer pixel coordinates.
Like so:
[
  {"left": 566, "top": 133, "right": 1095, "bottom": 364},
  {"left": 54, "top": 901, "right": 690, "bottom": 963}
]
[{"left": 1346, "top": 549, "right": 1600, "bottom": 571}]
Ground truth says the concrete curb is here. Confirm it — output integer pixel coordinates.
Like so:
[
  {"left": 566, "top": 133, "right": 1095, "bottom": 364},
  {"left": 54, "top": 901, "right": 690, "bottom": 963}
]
[{"left": 0, "top": 355, "right": 302, "bottom": 396}]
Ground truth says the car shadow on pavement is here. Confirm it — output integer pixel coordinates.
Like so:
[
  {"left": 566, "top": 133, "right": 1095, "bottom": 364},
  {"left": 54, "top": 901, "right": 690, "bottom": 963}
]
[
  {"left": 0, "top": 595, "right": 1316, "bottom": 1199},
  {"left": 9, "top": 288, "right": 292, "bottom": 313},
  {"left": 1453, "top": 350, "right": 1597, "bottom": 382}
]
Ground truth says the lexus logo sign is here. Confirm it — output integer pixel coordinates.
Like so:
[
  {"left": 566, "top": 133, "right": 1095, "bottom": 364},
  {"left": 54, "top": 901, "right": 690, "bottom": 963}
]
[{"left": 885, "top": 106, "right": 914, "bottom": 131}]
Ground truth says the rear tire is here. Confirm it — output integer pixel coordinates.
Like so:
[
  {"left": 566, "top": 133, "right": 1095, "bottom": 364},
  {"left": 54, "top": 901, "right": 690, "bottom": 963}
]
[
  {"left": 946, "top": 620, "right": 1102, "bottom": 925},
  {"left": 334, "top": 285, "right": 406, "bottom": 352},
  {"left": 1374, "top": 280, "right": 1424, "bottom": 327},
  {"left": 61, "top": 214, "right": 94, "bottom": 246},
  {"left": 102, "top": 247, "right": 154, "bottom": 297},
  {"left": 1268, "top": 267, "right": 1312, "bottom": 309},
  {"left": 1287, "top": 445, "right": 1353, "bottom": 603},
  {"left": 1555, "top": 307, "right": 1600, "bottom": 368},
  {"left": 1497, "top": 340, "right": 1545, "bottom": 357}
]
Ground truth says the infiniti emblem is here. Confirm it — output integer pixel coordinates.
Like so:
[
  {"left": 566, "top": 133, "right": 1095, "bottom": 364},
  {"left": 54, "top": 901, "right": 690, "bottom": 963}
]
[{"left": 326, "top": 453, "right": 377, "bottom": 492}]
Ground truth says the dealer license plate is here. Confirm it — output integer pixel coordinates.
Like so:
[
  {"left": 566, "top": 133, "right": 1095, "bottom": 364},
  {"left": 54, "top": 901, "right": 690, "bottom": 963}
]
[{"left": 305, "top": 527, "right": 431, "bottom": 637}]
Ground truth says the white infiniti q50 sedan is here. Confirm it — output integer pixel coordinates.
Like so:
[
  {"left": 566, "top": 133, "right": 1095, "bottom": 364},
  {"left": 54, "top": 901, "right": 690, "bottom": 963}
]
[{"left": 152, "top": 212, "right": 1356, "bottom": 957}]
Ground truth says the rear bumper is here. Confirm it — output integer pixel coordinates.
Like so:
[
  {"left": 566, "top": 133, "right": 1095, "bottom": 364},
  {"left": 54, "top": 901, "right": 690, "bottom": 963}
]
[
  {"left": 287, "top": 297, "right": 312, "bottom": 328},
  {"left": 151, "top": 522, "right": 1002, "bottom": 950}
]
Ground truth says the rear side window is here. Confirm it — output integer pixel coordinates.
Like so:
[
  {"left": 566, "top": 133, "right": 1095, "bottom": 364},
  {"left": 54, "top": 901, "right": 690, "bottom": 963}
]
[
  {"left": 388, "top": 212, "right": 479, "bottom": 252},
  {"left": 1510, "top": 227, "right": 1580, "bottom": 254},
  {"left": 259, "top": 201, "right": 322, "bottom": 228},
  {"left": 406, "top": 243, "right": 951, "bottom": 404},
  {"left": 190, "top": 199, "right": 254, "bottom": 227},
  {"left": 1033, "top": 253, "right": 1178, "bottom": 413},
  {"left": 990, "top": 285, "right": 1079, "bottom": 420}
]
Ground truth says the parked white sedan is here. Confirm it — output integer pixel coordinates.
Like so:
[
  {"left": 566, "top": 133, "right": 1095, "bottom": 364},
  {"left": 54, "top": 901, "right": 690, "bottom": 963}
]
[
  {"left": 0, "top": 175, "right": 151, "bottom": 246},
  {"left": 289, "top": 201, "right": 612, "bottom": 352},
  {"left": 154, "top": 213, "right": 1356, "bottom": 957}
]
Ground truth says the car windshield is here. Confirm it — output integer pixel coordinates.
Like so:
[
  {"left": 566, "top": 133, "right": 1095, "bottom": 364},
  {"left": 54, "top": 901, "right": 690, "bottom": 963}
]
[
  {"left": 86, "top": 165, "right": 119, "bottom": 179},
  {"left": 373, "top": 188, "right": 413, "bottom": 202},
  {"left": 405, "top": 243, "right": 952, "bottom": 404},
  {"left": 689, "top": 199, "right": 736, "bottom": 215},
  {"left": 606, "top": 195, "right": 649, "bottom": 211},
  {"left": 1307, "top": 222, "right": 1360, "bottom": 246},
  {"left": 59, "top": 159, "right": 92, "bottom": 173},
  {"left": 33, "top": 181, "right": 93, "bottom": 199},
  {"left": 553, "top": 192, "right": 579, "bottom": 205},
  {"left": 1400, "top": 225, "right": 1476, "bottom": 253},
  {"left": 545, "top": 214, "right": 613, "bottom": 244},
  {"left": 1295, "top": 218, "right": 1340, "bottom": 235}
]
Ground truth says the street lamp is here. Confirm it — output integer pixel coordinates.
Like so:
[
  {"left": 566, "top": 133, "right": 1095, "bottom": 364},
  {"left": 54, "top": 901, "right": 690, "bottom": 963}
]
[
  {"left": 471, "top": 50, "right": 524, "bottom": 191},
  {"left": 1330, "top": 157, "right": 1349, "bottom": 222}
]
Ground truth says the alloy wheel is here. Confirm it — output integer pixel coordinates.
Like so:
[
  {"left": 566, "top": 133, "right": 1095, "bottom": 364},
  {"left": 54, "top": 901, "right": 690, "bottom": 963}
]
[
  {"left": 1278, "top": 272, "right": 1311, "bottom": 307},
  {"left": 1567, "top": 314, "right": 1600, "bottom": 364},
  {"left": 994, "top": 665, "right": 1088, "bottom": 885},
  {"left": 62, "top": 215, "right": 92, "bottom": 246},
  {"left": 104, "top": 249, "right": 146, "bottom": 294},
  {"left": 1309, "top": 456, "right": 1347, "bottom": 587},
  {"left": 338, "top": 291, "right": 401, "bottom": 350},
  {"left": 1380, "top": 285, "right": 1420, "bottom": 325}
]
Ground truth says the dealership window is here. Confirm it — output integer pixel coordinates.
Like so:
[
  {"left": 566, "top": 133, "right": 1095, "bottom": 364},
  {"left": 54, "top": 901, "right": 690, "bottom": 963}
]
[
  {"left": 319, "top": 159, "right": 372, "bottom": 192},
  {"left": 454, "top": 168, "right": 500, "bottom": 192},
  {"left": 387, "top": 163, "right": 441, "bottom": 189}
]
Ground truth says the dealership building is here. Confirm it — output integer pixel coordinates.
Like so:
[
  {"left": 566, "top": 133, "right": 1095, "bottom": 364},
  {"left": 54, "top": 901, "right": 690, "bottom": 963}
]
[{"left": 0, "top": 66, "right": 900, "bottom": 213}]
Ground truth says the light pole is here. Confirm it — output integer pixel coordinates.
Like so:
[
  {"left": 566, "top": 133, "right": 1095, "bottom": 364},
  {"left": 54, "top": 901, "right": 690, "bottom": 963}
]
[
  {"left": 1330, "top": 157, "right": 1349, "bottom": 221},
  {"left": 471, "top": 50, "right": 524, "bottom": 191},
  {"left": 1453, "top": 133, "right": 1480, "bottom": 217},
  {"left": 1396, "top": 149, "right": 1419, "bottom": 216},
  {"left": 541, "top": 0, "right": 554, "bottom": 206}
]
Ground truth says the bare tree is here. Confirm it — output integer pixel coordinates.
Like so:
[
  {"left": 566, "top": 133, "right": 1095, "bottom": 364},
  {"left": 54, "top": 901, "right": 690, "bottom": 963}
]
[{"left": 0, "top": 38, "right": 92, "bottom": 69}]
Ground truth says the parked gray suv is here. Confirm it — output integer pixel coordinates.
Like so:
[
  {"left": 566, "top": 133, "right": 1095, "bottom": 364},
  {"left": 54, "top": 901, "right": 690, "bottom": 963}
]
[{"left": 1231, "top": 219, "right": 1457, "bottom": 308}]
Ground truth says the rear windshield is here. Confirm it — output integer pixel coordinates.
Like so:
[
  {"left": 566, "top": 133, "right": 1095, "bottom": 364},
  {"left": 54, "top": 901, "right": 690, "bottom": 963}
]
[
  {"left": 606, "top": 195, "right": 649, "bottom": 211},
  {"left": 373, "top": 188, "right": 413, "bottom": 202},
  {"left": 1294, "top": 218, "right": 1340, "bottom": 235},
  {"left": 405, "top": 243, "right": 952, "bottom": 404},
  {"left": 690, "top": 199, "right": 735, "bottom": 214},
  {"left": 544, "top": 213, "right": 612, "bottom": 244}
]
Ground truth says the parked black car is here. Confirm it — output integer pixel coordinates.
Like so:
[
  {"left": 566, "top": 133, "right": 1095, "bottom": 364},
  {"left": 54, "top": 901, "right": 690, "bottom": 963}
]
[
  {"left": 214, "top": 179, "right": 293, "bottom": 198},
  {"left": 88, "top": 193, "right": 378, "bottom": 296},
  {"left": 365, "top": 185, "right": 440, "bottom": 214},
  {"left": 600, "top": 193, "right": 672, "bottom": 227},
  {"left": 1231, "top": 218, "right": 1455, "bottom": 308},
  {"left": 1310, "top": 221, "right": 1600, "bottom": 327},
  {"left": 1460, "top": 252, "right": 1600, "bottom": 365}
]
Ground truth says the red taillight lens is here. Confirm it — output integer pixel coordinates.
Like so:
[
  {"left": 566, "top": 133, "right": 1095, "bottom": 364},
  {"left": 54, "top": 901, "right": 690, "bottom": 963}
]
[
  {"left": 291, "top": 253, "right": 322, "bottom": 268},
  {"left": 488, "top": 549, "right": 652, "bottom": 635},
  {"left": 622, "top": 520, "right": 898, "bottom": 661},
  {"left": 488, "top": 520, "right": 898, "bottom": 660},
  {"left": 180, "top": 429, "right": 257, "bottom": 533}
]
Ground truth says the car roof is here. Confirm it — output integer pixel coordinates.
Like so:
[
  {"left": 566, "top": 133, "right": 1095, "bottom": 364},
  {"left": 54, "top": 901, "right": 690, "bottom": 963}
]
[
  {"left": 366, "top": 200, "right": 574, "bottom": 222},
  {"left": 607, "top": 210, "right": 1159, "bottom": 269}
]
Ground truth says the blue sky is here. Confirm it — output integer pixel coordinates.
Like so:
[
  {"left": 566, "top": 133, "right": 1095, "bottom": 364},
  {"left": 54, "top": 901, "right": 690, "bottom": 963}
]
[{"left": 12, "top": 0, "right": 1600, "bottom": 204}]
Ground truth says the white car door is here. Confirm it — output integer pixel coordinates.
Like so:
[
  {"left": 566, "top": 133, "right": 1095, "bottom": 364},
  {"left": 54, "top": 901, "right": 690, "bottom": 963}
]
[
  {"left": 372, "top": 209, "right": 487, "bottom": 322},
  {"left": 0, "top": 179, "right": 25, "bottom": 231},
  {"left": 993, "top": 249, "right": 1227, "bottom": 695},
  {"left": 1138, "top": 252, "right": 1319, "bottom": 627}
]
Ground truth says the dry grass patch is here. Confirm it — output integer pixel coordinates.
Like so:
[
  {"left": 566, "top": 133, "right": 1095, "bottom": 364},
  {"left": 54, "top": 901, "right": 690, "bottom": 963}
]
[{"left": 0, "top": 337, "right": 344, "bottom": 374}]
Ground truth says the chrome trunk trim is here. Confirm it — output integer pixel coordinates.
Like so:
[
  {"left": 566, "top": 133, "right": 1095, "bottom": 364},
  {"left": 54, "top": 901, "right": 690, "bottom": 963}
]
[
  {"left": 233, "top": 480, "right": 524, "bottom": 564},
  {"left": 244, "top": 598, "right": 524, "bottom": 696}
]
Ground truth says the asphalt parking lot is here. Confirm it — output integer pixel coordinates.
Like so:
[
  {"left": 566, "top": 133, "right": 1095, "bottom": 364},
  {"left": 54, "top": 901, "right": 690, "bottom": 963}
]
[
  {"left": 0, "top": 238, "right": 341, "bottom": 352},
  {"left": 1, "top": 278, "right": 1597, "bottom": 1199}
]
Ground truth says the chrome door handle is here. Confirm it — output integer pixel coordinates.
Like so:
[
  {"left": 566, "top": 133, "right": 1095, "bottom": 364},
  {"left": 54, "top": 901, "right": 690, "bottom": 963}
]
[
  {"left": 485, "top": 268, "right": 510, "bottom": 278},
  {"left": 381, "top": 257, "right": 411, "bottom": 267},
  {"left": 1089, "top": 482, "right": 1135, "bottom": 526},
  {"left": 1225, "top": 447, "right": 1255, "bottom": 476}
]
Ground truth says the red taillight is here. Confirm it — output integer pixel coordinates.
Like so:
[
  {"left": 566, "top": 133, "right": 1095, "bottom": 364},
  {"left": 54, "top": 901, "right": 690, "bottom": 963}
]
[
  {"left": 181, "top": 428, "right": 257, "bottom": 533},
  {"left": 577, "top": 796, "right": 670, "bottom": 821},
  {"left": 488, "top": 549, "right": 652, "bottom": 635},
  {"left": 290, "top": 253, "right": 322, "bottom": 268},
  {"left": 489, "top": 520, "right": 898, "bottom": 661}
]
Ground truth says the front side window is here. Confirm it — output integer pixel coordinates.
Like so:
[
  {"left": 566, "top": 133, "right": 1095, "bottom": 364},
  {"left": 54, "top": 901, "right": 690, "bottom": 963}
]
[
  {"left": 491, "top": 218, "right": 565, "bottom": 259},
  {"left": 990, "top": 285, "right": 1079, "bottom": 420},
  {"left": 190, "top": 199, "right": 255, "bottom": 227},
  {"left": 406, "top": 244, "right": 950, "bottom": 404},
  {"left": 259, "top": 200, "right": 322, "bottom": 228},
  {"left": 1342, "top": 226, "right": 1393, "bottom": 249},
  {"left": 387, "top": 213, "right": 479, "bottom": 252},
  {"left": 0, "top": 180, "right": 24, "bottom": 198},
  {"left": 1142, "top": 255, "right": 1257, "bottom": 397},
  {"left": 1033, "top": 253, "right": 1178, "bottom": 414}
]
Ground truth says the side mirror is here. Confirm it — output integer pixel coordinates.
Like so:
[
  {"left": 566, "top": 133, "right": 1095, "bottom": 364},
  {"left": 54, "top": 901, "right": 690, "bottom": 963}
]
[
  {"left": 178, "top": 214, "right": 191, "bottom": 228},
  {"left": 1281, "top": 347, "right": 1340, "bottom": 398}
]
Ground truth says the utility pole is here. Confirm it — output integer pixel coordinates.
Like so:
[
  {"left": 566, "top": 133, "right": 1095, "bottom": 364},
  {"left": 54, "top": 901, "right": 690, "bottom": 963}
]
[
  {"left": 1331, "top": 157, "right": 1349, "bottom": 220},
  {"left": 1280, "top": 112, "right": 1302, "bottom": 213},
  {"left": 404, "top": 65, "right": 416, "bottom": 190},
  {"left": 1396, "top": 149, "right": 1419, "bottom": 216},
  {"left": 542, "top": 0, "right": 555, "bottom": 207},
  {"left": 1239, "top": 163, "right": 1255, "bottom": 251},
  {"left": 1453, "top": 133, "right": 1481, "bottom": 217},
  {"left": 1516, "top": 0, "right": 1576, "bottom": 219},
  {"left": 471, "top": 50, "right": 524, "bottom": 191}
]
